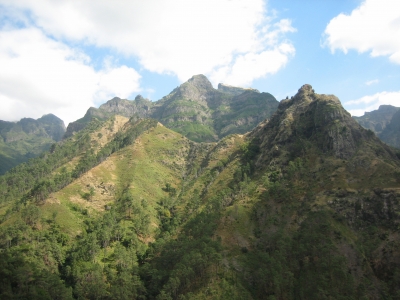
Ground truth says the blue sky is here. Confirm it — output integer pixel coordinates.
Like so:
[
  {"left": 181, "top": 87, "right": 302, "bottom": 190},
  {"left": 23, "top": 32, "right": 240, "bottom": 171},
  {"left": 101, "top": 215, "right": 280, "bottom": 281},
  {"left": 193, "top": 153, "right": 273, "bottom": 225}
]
[{"left": 0, "top": 0, "right": 399, "bottom": 125}]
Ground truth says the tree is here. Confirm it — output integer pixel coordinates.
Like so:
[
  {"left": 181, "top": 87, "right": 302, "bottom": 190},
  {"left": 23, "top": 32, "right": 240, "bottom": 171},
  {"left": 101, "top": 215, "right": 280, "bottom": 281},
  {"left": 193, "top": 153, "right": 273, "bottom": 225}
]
[{"left": 21, "top": 205, "right": 41, "bottom": 227}]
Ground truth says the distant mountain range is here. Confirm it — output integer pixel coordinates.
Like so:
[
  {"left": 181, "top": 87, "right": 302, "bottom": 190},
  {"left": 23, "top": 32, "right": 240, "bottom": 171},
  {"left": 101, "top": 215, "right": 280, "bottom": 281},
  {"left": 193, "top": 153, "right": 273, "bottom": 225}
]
[
  {"left": 0, "top": 114, "right": 65, "bottom": 175},
  {"left": 353, "top": 105, "right": 400, "bottom": 148},
  {"left": 65, "top": 74, "right": 279, "bottom": 142}
]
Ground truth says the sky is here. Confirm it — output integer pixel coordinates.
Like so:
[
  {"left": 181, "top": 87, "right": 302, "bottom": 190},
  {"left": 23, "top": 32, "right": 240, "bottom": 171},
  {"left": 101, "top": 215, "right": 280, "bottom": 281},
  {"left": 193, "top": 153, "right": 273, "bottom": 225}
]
[{"left": 0, "top": 0, "right": 399, "bottom": 126}]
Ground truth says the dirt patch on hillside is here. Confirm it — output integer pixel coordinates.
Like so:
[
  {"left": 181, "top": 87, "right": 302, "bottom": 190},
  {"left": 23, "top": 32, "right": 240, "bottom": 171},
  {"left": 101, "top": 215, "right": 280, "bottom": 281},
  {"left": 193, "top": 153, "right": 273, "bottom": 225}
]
[{"left": 92, "top": 115, "right": 129, "bottom": 151}]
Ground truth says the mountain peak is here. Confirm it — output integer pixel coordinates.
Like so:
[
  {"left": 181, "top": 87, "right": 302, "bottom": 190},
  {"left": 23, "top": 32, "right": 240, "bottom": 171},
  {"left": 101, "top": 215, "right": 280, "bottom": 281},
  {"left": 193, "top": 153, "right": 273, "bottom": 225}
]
[
  {"left": 293, "top": 84, "right": 315, "bottom": 101},
  {"left": 252, "top": 85, "right": 396, "bottom": 165},
  {"left": 186, "top": 74, "right": 213, "bottom": 90}
]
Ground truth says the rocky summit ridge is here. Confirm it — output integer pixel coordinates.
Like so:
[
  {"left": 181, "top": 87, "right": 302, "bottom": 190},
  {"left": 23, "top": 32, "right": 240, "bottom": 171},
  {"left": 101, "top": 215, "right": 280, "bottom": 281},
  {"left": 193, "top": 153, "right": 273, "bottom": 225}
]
[{"left": 65, "top": 74, "right": 279, "bottom": 142}]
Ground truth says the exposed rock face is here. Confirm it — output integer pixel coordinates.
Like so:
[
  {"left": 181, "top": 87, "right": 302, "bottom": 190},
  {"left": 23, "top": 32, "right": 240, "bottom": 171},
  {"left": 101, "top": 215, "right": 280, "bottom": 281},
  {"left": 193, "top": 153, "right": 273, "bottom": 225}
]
[
  {"left": 65, "top": 74, "right": 279, "bottom": 142},
  {"left": 250, "top": 84, "right": 397, "bottom": 168},
  {"left": 353, "top": 105, "right": 399, "bottom": 135}
]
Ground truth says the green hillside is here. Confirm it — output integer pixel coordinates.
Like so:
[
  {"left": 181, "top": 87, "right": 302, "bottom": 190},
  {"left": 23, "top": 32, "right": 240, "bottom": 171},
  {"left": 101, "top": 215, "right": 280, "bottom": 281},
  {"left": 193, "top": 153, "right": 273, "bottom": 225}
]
[{"left": 1, "top": 85, "right": 400, "bottom": 299}]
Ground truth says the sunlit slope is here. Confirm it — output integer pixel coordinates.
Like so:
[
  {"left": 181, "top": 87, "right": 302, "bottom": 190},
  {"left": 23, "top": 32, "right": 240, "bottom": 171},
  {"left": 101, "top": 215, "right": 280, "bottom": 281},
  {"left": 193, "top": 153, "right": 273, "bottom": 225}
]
[{"left": 47, "top": 124, "right": 191, "bottom": 231}]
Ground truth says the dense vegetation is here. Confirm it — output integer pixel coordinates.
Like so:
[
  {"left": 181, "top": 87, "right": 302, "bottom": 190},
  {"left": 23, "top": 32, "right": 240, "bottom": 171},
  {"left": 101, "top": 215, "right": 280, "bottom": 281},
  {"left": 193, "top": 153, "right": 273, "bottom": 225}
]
[{"left": 1, "top": 85, "right": 400, "bottom": 299}]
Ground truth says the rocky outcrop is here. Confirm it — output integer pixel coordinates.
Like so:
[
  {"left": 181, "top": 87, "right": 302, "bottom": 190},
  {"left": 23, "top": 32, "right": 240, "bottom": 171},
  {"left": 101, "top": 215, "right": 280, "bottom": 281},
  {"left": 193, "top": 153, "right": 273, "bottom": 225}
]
[{"left": 250, "top": 84, "right": 398, "bottom": 168}]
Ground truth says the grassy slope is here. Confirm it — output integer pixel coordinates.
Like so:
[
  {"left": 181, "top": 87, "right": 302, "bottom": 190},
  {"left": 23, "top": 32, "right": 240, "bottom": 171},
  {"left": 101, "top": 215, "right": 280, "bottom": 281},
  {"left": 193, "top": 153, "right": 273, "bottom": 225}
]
[{"left": 42, "top": 123, "right": 191, "bottom": 239}]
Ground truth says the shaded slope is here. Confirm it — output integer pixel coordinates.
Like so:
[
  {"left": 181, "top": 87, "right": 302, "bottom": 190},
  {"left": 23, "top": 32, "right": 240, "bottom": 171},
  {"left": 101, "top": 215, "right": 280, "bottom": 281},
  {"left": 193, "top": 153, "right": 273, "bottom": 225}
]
[
  {"left": 241, "top": 84, "right": 400, "bottom": 299},
  {"left": 380, "top": 109, "right": 400, "bottom": 149},
  {"left": 0, "top": 114, "right": 66, "bottom": 174},
  {"left": 353, "top": 104, "right": 399, "bottom": 135}
]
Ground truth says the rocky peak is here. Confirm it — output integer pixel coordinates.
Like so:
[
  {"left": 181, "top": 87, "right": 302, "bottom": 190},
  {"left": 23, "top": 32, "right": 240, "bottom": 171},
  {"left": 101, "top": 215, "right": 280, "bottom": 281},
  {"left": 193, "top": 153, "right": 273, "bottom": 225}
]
[
  {"left": 293, "top": 84, "right": 315, "bottom": 101},
  {"left": 251, "top": 85, "right": 396, "bottom": 167},
  {"left": 170, "top": 74, "right": 215, "bottom": 106},
  {"left": 187, "top": 74, "right": 213, "bottom": 90},
  {"left": 135, "top": 95, "right": 146, "bottom": 101}
]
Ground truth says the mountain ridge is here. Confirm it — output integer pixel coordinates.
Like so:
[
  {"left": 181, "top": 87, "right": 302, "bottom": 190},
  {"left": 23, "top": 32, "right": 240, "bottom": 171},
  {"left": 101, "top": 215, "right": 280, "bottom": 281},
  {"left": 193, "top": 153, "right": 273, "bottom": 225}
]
[
  {"left": 0, "top": 113, "right": 66, "bottom": 174},
  {"left": 353, "top": 104, "right": 400, "bottom": 149},
  {"left": 65, "top": 74, "right": 279, "bottom": 142},
  {"left": 353, "top": 104, "right": 399, "bottom": 135}
]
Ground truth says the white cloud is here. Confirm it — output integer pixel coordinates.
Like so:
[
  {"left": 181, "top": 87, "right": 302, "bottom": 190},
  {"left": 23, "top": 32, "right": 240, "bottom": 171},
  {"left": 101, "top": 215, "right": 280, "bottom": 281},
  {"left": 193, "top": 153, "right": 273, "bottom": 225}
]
[
  {"left": 323, "top": 0, "right": 400, "bottom": 64},
  {"left": 209, "top": 43, "right": 295, "bottom": 87},
  {"left": 0, "top": 0, "right": 296, "bottom": 87},
  {"left": 365, "top": 79, "right": 379, "bottom": 86},
  {"left": 346, "top": 91, "right": 400, "bottom": 116},
  {"left": 0, "top": 27, "right": 141, "bottom": 125}
]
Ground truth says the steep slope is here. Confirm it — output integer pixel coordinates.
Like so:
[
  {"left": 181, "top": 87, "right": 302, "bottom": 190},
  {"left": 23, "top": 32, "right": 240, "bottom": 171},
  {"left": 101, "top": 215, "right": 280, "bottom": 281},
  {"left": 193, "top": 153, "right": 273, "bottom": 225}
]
[
  {"left": 0, "top": 114, "right": 66, "bottom": 174},
  {"left": 242, "top": 84, "right": 400, "bottom": 298},
  {"left": 141, "top": 86, "right": 400, "bottom": 299},
  {"left": 380, "top": 109, "right": 400, "bottom": 148},
  {"left": 2, "top": 85, "right": 400, "bottom": 299},
  {"left": 65, "top": 74, "right": 279, "bottom": 142},
  {"left": 353, "top": 104, "right": 399, "bottom": 135}
]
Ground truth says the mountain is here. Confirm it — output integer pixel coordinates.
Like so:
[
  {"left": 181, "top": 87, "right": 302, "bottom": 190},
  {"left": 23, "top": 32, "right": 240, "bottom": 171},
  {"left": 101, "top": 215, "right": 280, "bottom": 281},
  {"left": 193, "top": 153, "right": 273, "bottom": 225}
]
[
  {"left": 353, "top": 105, "right": 400, "bottom": 148},
  {"left": 380, "top": 109, "right": 400, "bottom": 148},
  {"left": 65, "top": 74, "right": 279, "bottom": 142},
  {"left": 0, "top": 114, "right": 66, "bottom": 175},
  {"left": 353, "top": 104, "right": 400, "bottom": 135},
  {"left": 1, "top": 84, "right": 400, "bottom": 299}
]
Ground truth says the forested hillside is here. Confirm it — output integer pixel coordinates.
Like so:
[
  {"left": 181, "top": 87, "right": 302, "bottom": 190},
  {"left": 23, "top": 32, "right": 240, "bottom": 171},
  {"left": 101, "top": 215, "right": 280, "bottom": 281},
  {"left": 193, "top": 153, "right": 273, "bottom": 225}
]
[{"left": 1, "top": 85, "right": 400, "bottom": 299}]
